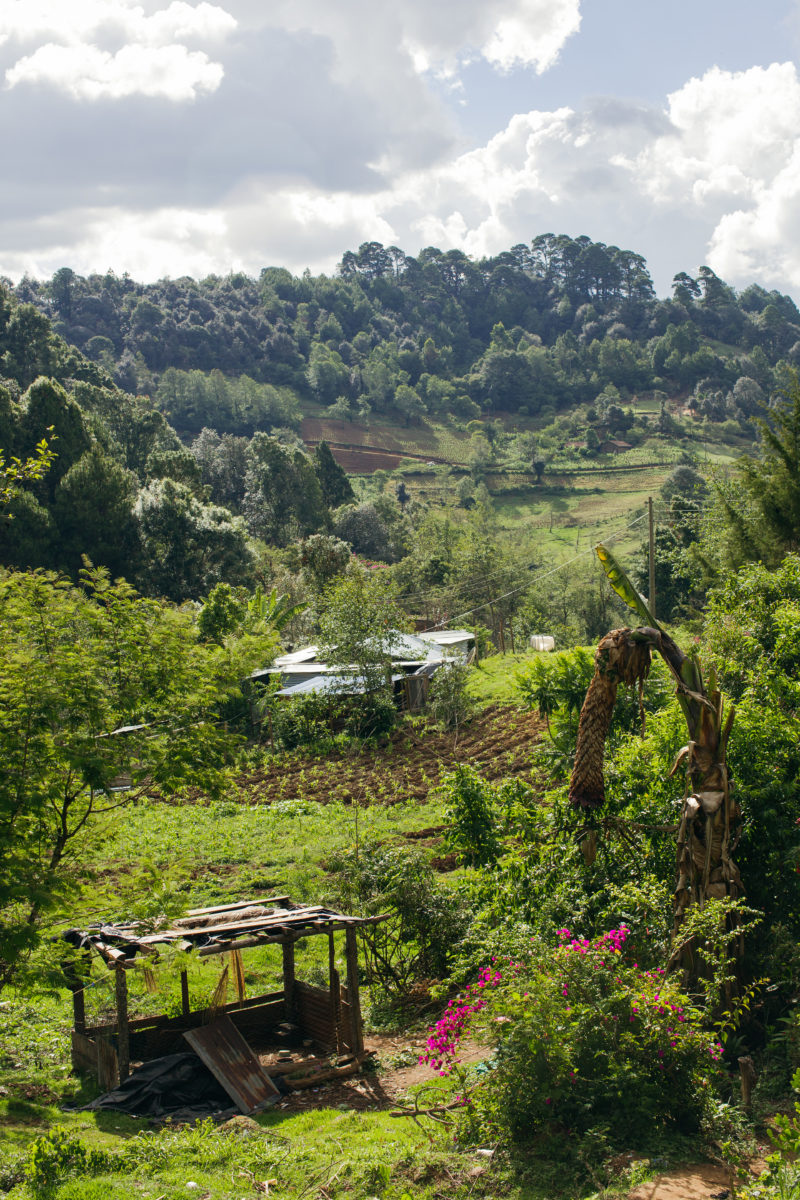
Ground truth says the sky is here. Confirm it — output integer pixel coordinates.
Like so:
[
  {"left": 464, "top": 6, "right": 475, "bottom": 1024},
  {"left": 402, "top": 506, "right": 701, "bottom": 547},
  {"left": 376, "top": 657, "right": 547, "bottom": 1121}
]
[{"left": 2, "top": 0, "right": 800, "bottom": 297}]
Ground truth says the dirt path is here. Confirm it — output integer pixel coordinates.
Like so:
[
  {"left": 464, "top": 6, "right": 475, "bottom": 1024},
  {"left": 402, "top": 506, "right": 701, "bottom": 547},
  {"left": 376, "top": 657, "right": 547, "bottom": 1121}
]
[
  {"left": 272, "top": 1033, "right": 487, "bottom": 1115},
  {"left": 627, "top": 1163, "right": 734, "bottom": 1199}
]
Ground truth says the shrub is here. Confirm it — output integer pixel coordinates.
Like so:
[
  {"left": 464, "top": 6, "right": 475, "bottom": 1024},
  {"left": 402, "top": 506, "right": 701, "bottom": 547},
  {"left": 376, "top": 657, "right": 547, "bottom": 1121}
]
[
  {"left": 439, "top": 765, "right": 502, "bottom": 867},
  {"left": 423, "top": 925, "right": 720, "bottom": 1151},
  {"left": 327, "top": 844, "right": 469, "bottom": 1010},
  {"left": 428, "top": 661, "right": 475, "bottom": 730},
  {"left": 25, "top": 1128, "right": 115, "bottom": 1193},
  {"left": 270, "top": 687, "right": 396, "bottom": 751}
]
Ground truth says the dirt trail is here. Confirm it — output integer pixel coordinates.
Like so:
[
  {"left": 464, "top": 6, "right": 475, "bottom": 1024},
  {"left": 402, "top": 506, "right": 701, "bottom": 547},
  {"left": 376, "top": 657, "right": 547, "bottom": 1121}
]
[
  {"left": 272, "top": 1033, "right": 487, "bottom": 1115},
  {"left": 627, "top": 1159, "right": 770, "bottom": 1200}
]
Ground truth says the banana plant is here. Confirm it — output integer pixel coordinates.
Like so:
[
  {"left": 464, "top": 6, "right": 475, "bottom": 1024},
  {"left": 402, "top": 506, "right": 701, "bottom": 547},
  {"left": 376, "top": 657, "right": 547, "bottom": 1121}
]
[
  {"left": 245, "top": 586, "right": 307, "bottom": 633},
  {"left": 569, "top": 545, "right": 742, "bottom": 958}
]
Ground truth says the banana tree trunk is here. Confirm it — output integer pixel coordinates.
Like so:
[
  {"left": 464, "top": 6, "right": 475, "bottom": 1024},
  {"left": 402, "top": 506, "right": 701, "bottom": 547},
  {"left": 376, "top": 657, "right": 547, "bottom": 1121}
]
[{"left": 569, "top": 622, "right": 742, "bottom": 940}]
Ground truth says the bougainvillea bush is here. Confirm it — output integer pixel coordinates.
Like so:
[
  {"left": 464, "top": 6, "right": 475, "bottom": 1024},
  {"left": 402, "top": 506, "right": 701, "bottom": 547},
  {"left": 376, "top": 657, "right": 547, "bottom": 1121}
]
[{"left": 423, "top": 926, "right": 722, "bottom": 1148}]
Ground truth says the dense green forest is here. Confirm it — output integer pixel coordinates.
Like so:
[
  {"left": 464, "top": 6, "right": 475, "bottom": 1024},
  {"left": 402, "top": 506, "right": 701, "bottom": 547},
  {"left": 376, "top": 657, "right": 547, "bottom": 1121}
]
[
  {"left": 3, "top": 234, "right": 800, "bottom": 628},
  {"left": 10, "top": 236, "right": 800, "bottom": 434},
  {"left": 3, "top": 238, "right": 800, "bottom": 1199}
]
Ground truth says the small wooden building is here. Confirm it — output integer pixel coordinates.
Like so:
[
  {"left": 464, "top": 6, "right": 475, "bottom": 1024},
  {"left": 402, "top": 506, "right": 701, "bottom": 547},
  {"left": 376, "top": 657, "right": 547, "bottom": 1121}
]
[{"left": 62, "top": 896, "right": 382, "bottom": 1091}]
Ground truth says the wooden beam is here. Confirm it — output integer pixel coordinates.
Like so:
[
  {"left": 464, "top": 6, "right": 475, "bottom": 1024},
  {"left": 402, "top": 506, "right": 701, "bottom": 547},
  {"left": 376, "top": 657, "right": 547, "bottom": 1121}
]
[
  {"left": 180, "top": 970, "right": 190, "bottom": 1017},
  {"left": 63, "top": 961, "right": 87, "bottom": 1035},
  {"left": 344, "top": 926, "right": 364, "bottom": 1055},
  {"left": 115, "top": 966, "right": 130, "bottom": 1082},
  {"left": 328, "top": 930, "right": 342, "bottom": 1056},
  {"left": 282, "top": 941, "right": 296, "bottom": 1022}
]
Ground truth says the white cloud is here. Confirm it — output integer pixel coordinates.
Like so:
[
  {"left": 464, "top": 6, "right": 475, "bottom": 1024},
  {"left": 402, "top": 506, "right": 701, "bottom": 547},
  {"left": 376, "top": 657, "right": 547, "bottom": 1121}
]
[
  {"left": 0, "top": 205, "right": 232, "bottom": 282},
  {"left": 7, "top": 41, "right": 224, "bottom": 100},
  {"left": 613, "top": 62, "right": 800, "bottom": 288},
  {"left": 262, "top": 0, "right": 581, "bottom": 81},
  {"left": 2, "top": 0, "right": 234, "bottom": 101},
  {"left": 481, "top": 0, "right": 582, "bottom": 71},
  {"left": 630, "top": 63, "right": 800, "bottom": 207},
  {"left": 0, "top": 1, "right": 236, "bottom": 47}
]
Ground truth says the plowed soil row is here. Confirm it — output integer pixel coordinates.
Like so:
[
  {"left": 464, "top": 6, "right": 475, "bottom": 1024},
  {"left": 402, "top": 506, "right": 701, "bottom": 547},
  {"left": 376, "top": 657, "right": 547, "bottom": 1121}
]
[{"left": 239, "top": 704, "right": 545, "bottom": 806}]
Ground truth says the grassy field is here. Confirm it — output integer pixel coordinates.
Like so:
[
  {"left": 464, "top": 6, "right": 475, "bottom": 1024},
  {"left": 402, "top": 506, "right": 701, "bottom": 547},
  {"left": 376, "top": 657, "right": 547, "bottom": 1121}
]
[
  {"left": 334, "top": 407, "right": 740, "bottom": 571},
  {"left": 0, "top": 693, "right": 560, "bottom": 1199}
]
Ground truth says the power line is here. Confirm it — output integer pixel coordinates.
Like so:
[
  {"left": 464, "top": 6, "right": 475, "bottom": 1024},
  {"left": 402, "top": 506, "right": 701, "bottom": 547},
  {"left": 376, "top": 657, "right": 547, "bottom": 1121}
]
[
  {"left": 394, "top": 506, "right": 656, "bottom": 608},
  {"left": 428, "top": 510, "right": 649, "bottom": 629}
]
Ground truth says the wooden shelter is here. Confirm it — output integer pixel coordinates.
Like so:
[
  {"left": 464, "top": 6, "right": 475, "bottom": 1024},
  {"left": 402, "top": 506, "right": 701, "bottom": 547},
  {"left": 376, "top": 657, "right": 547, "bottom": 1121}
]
[{"left": 62, "top": 896, "right": 383, "bottom": 1091}]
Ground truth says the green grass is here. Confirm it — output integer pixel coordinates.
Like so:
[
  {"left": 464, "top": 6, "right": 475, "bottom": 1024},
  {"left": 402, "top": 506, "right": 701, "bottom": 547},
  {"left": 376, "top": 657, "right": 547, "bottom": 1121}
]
[
  {"left": 468, "top": 652, "right": 539, "bottom": 705},
  {"left": 0, "top": 1098, "right": 586, "bottom": 1199}
]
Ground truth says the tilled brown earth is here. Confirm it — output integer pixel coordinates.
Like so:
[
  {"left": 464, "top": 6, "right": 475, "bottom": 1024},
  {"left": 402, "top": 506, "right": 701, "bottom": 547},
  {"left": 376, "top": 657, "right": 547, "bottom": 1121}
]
[{"left": 237, "top": 705, "right": 546, "bottom": 806}]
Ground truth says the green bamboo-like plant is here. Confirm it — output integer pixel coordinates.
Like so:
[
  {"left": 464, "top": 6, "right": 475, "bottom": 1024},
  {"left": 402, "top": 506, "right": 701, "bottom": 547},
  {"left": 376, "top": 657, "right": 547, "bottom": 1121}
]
[{"left": 569, "top": 546, "right": 742, "bottom": 956}]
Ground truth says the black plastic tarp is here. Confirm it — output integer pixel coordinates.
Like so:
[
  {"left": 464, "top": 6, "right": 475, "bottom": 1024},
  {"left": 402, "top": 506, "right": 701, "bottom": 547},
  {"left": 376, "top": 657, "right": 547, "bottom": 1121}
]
[{"left": 83, "top": 1052, "right": 237, "bottom": 1121}]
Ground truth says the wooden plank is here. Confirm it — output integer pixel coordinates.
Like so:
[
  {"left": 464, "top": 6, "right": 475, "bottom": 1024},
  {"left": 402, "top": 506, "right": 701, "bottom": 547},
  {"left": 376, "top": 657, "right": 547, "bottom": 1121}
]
[
  {"left": 328, "top": 930, "right": 342, "bottom": 1055},
  {"left": 180, "top": 970, "right": 190, "bottom": 1017},
  {"left": 282, "top": 941, "right": 295, "bottom": 1022},
  {"left": 115, "top": 966, "right": 130, "bottom": 1082},
  {"left": 345, "top": 926, "right": 364, "bottom": 1055},
  {"left": 96, "top": 1036, "right": 119, "bottom": 1091},
  {"left": 94, "top": 939, "right": 128, "bottom": 963},
  {"left": 166, "top": 907, "right": 329, "bottom": 939},
  {"left": 183, "top": 1016, "right": 279, "bottom": 1114},
  {"left": 85, "top": 991, "right": 286, "bottom": 1036},
  {"left": 186, "top": 896, "right": 290, "bottom": 917},
  {"left": 130, "top": 1001, "right": 285, "bottom": 1062},
  {"left": 71, "top": 1031, "right": 97, "bottom": 1075}
]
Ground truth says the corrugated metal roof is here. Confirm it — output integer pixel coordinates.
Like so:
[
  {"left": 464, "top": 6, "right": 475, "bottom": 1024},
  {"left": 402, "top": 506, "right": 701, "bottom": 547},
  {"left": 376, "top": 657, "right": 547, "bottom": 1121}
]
[
  {"left": 418, "top": 629, "right": 474, "bottom": 645},
  {"left": 183, "top": 1017, "right": 279, "bottom": 1114},
  {"left": 274, "top": 646, "right": 320, "bottom": 667},
  {"left": 62, "top": 897, "right": 386, "bottom": 965}
]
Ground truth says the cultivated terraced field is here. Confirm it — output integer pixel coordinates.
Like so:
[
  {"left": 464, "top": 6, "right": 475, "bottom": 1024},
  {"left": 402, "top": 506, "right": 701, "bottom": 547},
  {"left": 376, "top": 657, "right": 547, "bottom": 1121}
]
[{"left": 238, "top": 703, "right": 545, "bottom": 806}]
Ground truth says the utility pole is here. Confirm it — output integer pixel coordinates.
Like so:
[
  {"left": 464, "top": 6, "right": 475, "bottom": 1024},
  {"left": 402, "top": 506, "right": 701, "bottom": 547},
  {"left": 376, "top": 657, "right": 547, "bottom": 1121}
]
[{"left": 648, "top": 496, "right": 656, "bottom": 620}]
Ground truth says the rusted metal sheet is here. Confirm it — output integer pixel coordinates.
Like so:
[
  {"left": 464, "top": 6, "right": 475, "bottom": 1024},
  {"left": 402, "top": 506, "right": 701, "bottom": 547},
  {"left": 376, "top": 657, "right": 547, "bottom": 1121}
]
[{"left": 183, "top": 1016, "right": 279, "bottom": 1114}]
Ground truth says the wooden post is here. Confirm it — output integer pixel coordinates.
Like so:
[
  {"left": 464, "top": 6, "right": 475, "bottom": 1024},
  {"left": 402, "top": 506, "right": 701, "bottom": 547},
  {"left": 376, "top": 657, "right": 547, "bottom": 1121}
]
[
  {"left": 180, "top": 970, "right": 190, "bottom": 1017},
  {"left": 115, "top": 966, "right": 130, "bottom": 1083},
  {"left": 282, "top": 940, "right": 296, "bottom": 1023},
  {"left": 648, "top": 496, "right": 656, "bottom": 620},
  {"left": 64, "top": 962, "right": 86, "bottom": 1034},
  {"left": 328, "top": 930, "right": 342, "bottom": 1054},
  {"left": 739, "top": 1055, "right": 757, "bottom": 1112},
  {"left": 344, "top": 926, "right": 364, "bottom": 1055}
]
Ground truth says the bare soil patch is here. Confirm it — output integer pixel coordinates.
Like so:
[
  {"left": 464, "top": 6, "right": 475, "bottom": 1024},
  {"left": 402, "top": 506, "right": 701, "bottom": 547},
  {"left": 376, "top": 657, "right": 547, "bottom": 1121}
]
[{"left": 271, "top": 1033, "right": 488, "bottom": 1115}]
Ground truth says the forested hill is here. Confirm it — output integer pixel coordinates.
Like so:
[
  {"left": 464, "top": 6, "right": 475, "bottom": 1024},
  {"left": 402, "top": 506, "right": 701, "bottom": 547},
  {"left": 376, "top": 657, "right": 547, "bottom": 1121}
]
[{"left": 10, "top": 235, "right": 800, "bottom": 436}]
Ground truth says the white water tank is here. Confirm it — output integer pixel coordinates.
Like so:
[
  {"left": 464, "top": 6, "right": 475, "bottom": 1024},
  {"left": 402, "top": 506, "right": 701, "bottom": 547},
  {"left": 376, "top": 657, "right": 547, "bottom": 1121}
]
[{"left": 529, "top": 635, "right": 555, "bottom": 652}]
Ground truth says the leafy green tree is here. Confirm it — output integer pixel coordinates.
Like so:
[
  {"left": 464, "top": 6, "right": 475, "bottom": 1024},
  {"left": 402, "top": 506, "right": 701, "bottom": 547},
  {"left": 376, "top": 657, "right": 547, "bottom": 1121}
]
[
  {"left": 145, "top": 445, "right": 203, "bottom": 493},
  {"left": 190, "top": 427, "right": 248, "bottom": 510},
  {"left": 0, "top": 566, "right": 249, "bottom": 989},
  {"left": 318, "top": 570, "right": 405, "bottom": 689},
  {"left": 53, "top": 445, "right": 139, "bottom": 577},
  {"left": 197, "top": 581, "right": 245, "bottom": 643},
  {"left": 135, "top": 478, "right": 253, "bottom": 600},
  {"left": 299, "top": 532, "right": 351, "bottom": 589},
  {"left": 333, "top": 503, "right": 392, "bottom": 561},
  {"left": 718, "top": 371, "right": 800, "bottom": 565},
  {"left": 0, "top": 429, "right": 56, "bottom": 518},
  {"left": 243, "top": 434, "right": 327, "bottom": 547},
  {"left": 0, "top": 485, "right": 55, "bottom": 568},
  {"left": 313, "top": 440, "right": 353, "bottom": 508},
  {"left": 20, "top": 377, "right": 90, "bottom": 499},
  {"left": 1, "top": 304, "right": 60, "bottom": 388}
]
